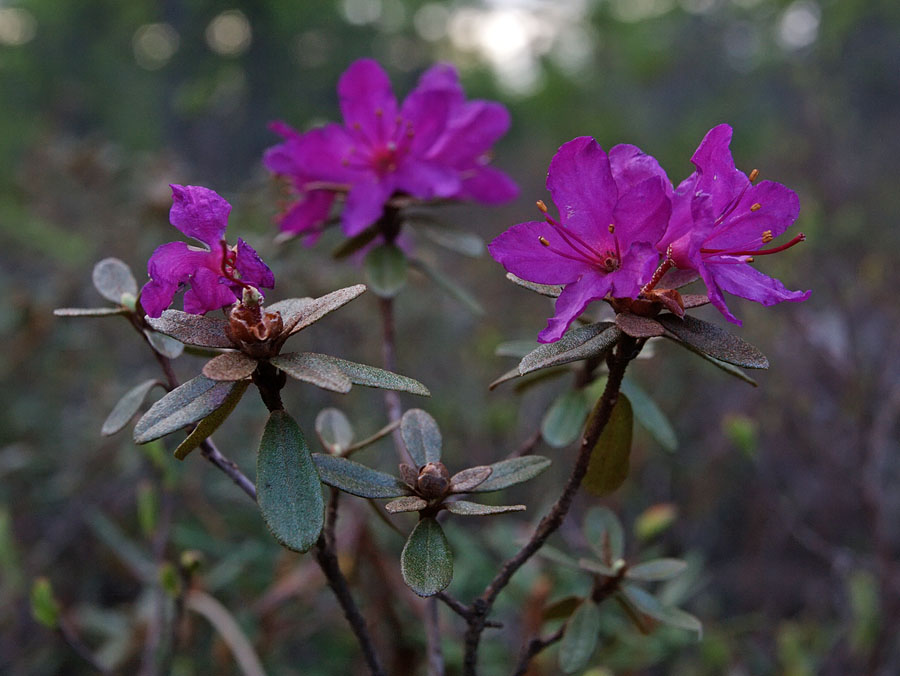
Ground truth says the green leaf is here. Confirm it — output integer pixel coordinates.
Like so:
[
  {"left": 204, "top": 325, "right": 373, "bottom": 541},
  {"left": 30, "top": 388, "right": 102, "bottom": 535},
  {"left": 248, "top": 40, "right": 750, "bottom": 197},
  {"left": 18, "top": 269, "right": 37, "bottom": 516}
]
[
  {"left": 442, "top": 501, "right": 525, "bottom": 516},
  {"left": 577, "top": 557, "right": 617, "bottom": 577},
  {"left": 615, "top": 312, "right": 665, "bottom": 338},
  {"left": 299, "top": 352, "right": 430, "bottom": 396},
  {"left": 280, "top": 284, "right": 367, "bottom": 336},
  {"left": 541, "top": 390, "right": 590, "bottom": 448},
  {"left": 469, "top": 456, "right": 551, "bottom": 493},
  {"left": 312, "top": 454, "right": 409, "bottom": 498},
  {"left": 655, "top": 606, "right": 703, "bottom": 637},
  {"left": 136, "top": 480, "right": 158, "bottom": 538},
  {"left": 146, "top": 311, "right": 232, "bottom": 348},
  {"left": 30, "top": 578, "right": 60, "bottom": 629},
  {"left": 412, "top": 218, "right": 485, "bottom": 257},
  {"left": 410, "top": 258, "right": 484, "bottom": 315},
  {"left": 559, "top": 599, "right": 601, "bottom": 673},
  {"left": 658, "top": 314, "right": 769, "bottom": 369},
  {"left": 678, "top": 346, "right": 759, "bottom": 386},
  {"left": 626, "top": 558, "right": 688, "bottom": 581},
  {"left": 202, "top": 352, "right": 258, "bottom": 381},
  {"left": 144, "top": 329, "right": 184, "bottom": 359},
  {"left": 583, "top": 395, "right": 633, "bottom": 497},
  {"left": 174, "top": 380, "right": 249, "bottom": 460},
  {"left": 269, "top": 353, "right": 352, "bottom": 393},
  {"left": 538, "top": 545, "right": 581, "bottom": 569},
  {"left": 621, "top": 583, "right": 700, "bottom": 636},
  {"left": 620, "top": 379, "right": 677, "bottom": 452},
  {"left": 519, "top": 323, "right": 619, "bottom": 375},
  {"left": 102, "top": 379, "right": 160, "bottom": 436},
  {"left": 401, "top": 409, "right": 442, "bottom": 465},
  {"left": 315, "top": 408, "right": 354, "bottom": 454},
  {"left": 134, "top": 376, "right": 242, "bottom": 444},
  {"left": 543, "top": 595, "right": 581, "bottom": 621},
  {"left": 583, "top": 506, "right": 625, "bottom": 565},
  {"left": 401, "top": 517, "right": 452, "bottom": 597},
  {"left": 332, "top": 226, "right": 379, "bottom": 259},
  {"left": 92, "top": 257, "right": 137, "bottom": 304},
  {"left": 53, "top": 307, "right": 127, "bottom": 317},
  {"left": 506, "top": 272, "right": 562, "bottom": 298},
  {"left": 365, "top": 244, "right": 407, "bottom": 298},
  {"left": 494, "top": 340, "right": 539, "bottom": 358},
  {"left": 257, "top": 411, "right": 324, "bottom": 553}
]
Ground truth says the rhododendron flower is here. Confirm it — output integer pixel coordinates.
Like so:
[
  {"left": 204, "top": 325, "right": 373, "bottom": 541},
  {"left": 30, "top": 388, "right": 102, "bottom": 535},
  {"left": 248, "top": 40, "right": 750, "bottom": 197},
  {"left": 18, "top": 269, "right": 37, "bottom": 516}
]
[
  {"left": 141, "top": 185, "right": 274, "bottom": 318},
  {"left": 264, "top": 58, "right": 518, "bottom": 242},
  {"left": 659, "top": 124, "right": 810, "bottom": 324},
  {"left": 489, "top": 137, "right": 671, "bottom": 343}
]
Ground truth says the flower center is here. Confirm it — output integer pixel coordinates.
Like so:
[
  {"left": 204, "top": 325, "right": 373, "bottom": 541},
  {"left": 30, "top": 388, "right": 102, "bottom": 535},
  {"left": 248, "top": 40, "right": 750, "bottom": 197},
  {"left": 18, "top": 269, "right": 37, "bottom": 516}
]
[{"left": 534, "top": 201, "right": 622, "bottom": 273}]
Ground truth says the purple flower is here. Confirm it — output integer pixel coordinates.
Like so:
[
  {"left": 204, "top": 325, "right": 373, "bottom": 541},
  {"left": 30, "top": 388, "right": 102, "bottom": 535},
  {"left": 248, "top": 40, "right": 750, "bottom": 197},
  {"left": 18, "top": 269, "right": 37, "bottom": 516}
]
[
  {"left": 264, "top": 59, "right": 518, "bottom": 241},
  {"left": 658, "top": 124, "right": 810, "bottom": 324},
  {"left": 489, "top": 137, "right": 671, "bottom": 343},
  {"left": 140, "top": 185, "right": 275, "bottom": 318}
]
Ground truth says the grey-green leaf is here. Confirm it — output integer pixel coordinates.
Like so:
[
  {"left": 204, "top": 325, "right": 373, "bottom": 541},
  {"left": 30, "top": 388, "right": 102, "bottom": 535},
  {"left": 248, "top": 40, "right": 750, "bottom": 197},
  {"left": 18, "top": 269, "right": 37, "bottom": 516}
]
[
  {"left": 519, "top": 323, "right": 619, "bottom": 375},
  {"left": 53, "top": 307, "right": 127, "bottom": 317},
  {"left": 102, "top": 379, "right": 160, "bottom": 436},
  {"left": 449, "top": 466, "right": 492, "bottom": 493},
  {"left": 488, "top": 366, "right": 522, "bottom": 391},
  {"left": 146, "top": 311, "right": 232, "bottom": 348},
  {"left": 655, "top": 606, "right": 703, "bottom": 637},
  {"left": 312, "top": 454, "right": 409, "bottom": 498},
  {"left": 400, "top": 517, "right": 453, "bottom": 597},
  {"left": 299, "top": 353, "right": 430, "bottom": 396},
  {"left": 315, "top": 408, "right": 354, "bottom": 453},
  {"left": 413, "top": 219, "right": 485, "bottom": 257},
  {"left": 621, "top": 379, "right": 678, "bottom": 452},
  {"left": 506, "top": 273, "right": 562, "bottom": 298},
  {"left": 625, "top": 558, "right": 688, "bottom": 582},
  {"left": 621, "top": 583, "right": 667, "bottom": 622},
  {"left": 583, "top": 506, "right": 625, "bottom": 565},
  {"left": 144, "top": 329, "right": 184, "bottom": 359},
  {"left": 365, "top": 244, "right": 407, "bottom": 298},
  {"left": 174, "top": 380, "right": 249, "bottom": 460},
  {"left": 202, "top": 352, "right": 258, "bottom": 381},
  {"left": 134, "top": 376, "right": 241, "bottom": 444},
  {"left": 410, "top": 258, "right": 484, "bottom": 315},
  {"left": 257, "top": 411, "right": 324, "bottom": 553},
  {"left": 270, "top": 353, "right": 352, "bottom": 393},
  {"left": 495, "top": 340, "right": 539, "bottom": 358},
  {"left": 385, "top": 496, "right": 427, "bottom": 513},
  {"left": 615, "top": 312, "right": 665, "bottom": 338},
  {"left": 559, "top": 599, "right": 601, "bottom": 673},
  {"left": 541, "top": 390, "right": 590, "bottom": 448},
  {"left": 469, "top": 456, "right": 551, "bottom": 493},
  {"left": 577, "top": 557, "right": 617, "bottom": 577},
  {"left": 583, "top": 394, "right": 633, "bottom": 497},
  {"left": 442, "top": 501, "right": 525, "bottom": 516},
  {"left": 658, "top": 314, "right": 769, "bottom": 369},
  {"left": 92, "top": 257, "right": 137, "bottom": 304},
  {"left": 401, "top": 409, "right": 442, "bottom": 465},
  {"left": 673, "top": 343, "right": 759, "bottom": 386},
  {"left": 282, "top": 284, "right": 367, "bottom": 335}
]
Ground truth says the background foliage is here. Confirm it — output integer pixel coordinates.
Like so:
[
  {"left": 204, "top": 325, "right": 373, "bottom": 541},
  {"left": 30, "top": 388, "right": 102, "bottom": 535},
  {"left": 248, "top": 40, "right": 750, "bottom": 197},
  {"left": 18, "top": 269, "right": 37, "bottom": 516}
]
[{"left": 2, "top": 0, "right": 899, "bottom": 673}]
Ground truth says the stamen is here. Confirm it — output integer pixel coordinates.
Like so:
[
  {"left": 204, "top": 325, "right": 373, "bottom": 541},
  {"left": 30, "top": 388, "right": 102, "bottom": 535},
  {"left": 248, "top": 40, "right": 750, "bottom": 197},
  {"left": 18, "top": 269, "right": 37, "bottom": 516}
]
[
  {"left": 536, "top": 236, "right": 602, "bottom": 267},
  {"left": 538, "top": 236, "right": 550, "bottom": 247},
  {"left": 749, "top": 169, "right": 759, "bottom": 182},
  {"left": 541, "top": 214, "right": 604, "bottom": 264},
  {"left": 536, "top": 200, "right": 548, "bottom": 214},
  {"left": 751, "top": 203, "right": 762, "bottom": 212},
  {"left": 762, "top": 230, "right": 773, "bottom": 243},
  {"left": 702, "top": 233, "right": 806, "bottom": 257},
  {"left": 608, "top": 224, "right": 615, "bottom": 233}
]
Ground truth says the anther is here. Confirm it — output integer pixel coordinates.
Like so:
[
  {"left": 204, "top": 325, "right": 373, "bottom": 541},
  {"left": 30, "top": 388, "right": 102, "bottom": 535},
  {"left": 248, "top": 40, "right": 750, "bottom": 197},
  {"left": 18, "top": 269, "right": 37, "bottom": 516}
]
[
  {"left": 751, "top": 203, "right": 762, "bottom": 212},
  {"left": 749, "top": 169, "right": 759, "bottom": 182},
  {"left": 762, "top": 230, "right": 773, "bottom": 243},
  {"left": 536, "top": 200, "right": 548, "bottom": 213},
  {"left": 375, "top": 108, "right": 383, "bottom": 117},
  {"left": 746, "top": 257, "right": 755, "bottom": 262},
  {"left": 608, "top": 224, "right": 615, "bottom": 233},
  {"left": 538, "top": 236, "right": 551, "bottom": 247}
]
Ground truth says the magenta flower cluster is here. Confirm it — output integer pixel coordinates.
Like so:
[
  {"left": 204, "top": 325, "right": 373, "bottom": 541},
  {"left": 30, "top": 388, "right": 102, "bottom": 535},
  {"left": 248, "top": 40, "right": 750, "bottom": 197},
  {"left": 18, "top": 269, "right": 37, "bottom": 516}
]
[
  {"left": 489, "top": 124, "right": 810, "bottom": 342},
  {"left": 263, "top": 58, "right": 518, "bottom": 242}
]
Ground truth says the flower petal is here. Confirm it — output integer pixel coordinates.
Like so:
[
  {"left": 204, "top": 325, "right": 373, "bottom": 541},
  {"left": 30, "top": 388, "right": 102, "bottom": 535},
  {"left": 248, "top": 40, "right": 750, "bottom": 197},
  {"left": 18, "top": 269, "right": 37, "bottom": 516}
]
[
  {"left": 235, "top": 239, "right": 275, "bottom": 290},
  {"left": 690, "top": 124, "right": 748, "bottom": 217},
  {"left": 182, "top": 267, "right": 238, "bottom": 315},
  {"left": 140, "top": 278, "right": 179, "bottom": 318},
  {"left": 169, "top": 185, "right": 230, "bottom": 248},
  {"left": 338, "top": 59, "right": 398, "bottom": 146},
  {"left": 608, "top": 241, "right": 659, "bottom": 298},
  {"left": 489, "top": 220, "right": 595, "bottom": 285},
  {"left": 429, "top": 101, "right": 511, "bottom": 167},
  {"left": 538, "top": 271, "right": 612, "bottom": 343},
  {"left": 459, "top": 166, "right": 519, "bottom": 204},
  {"left": 342, "top": 179, "right": 393, "bottom": 236},
  {"left": 708, "top": 260, "right": 810, "bottom": 309},
  {"left": 546, "top": 137, "right": 617, "bottom": 248},
  {"left": 612, "top": 176, "right": 670, "bottom": 249},
  {"left": 393, "top": 159, "right": 460, "bottom": 199},
  {"left": 609, "top": 144, "right": 673, "bottom": 197},
  {"left": 703, "top": 180, "right": 800, "bottom": 252},
  {"left": 147, "top": 241, "right": 215, "bottom": 284},
  {"left": 277, "top": 190, "right": 337, "bottom": 242}
]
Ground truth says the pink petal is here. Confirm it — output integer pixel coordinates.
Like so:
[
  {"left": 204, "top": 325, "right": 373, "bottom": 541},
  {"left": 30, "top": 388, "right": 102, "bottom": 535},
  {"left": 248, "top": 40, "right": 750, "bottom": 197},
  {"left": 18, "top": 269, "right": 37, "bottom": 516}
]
[
  {"left": 538, "top": 271, "right": 612, "bottom": 343},
  {"left": 708, "top": 260, "right": 810, "bottom": 309},
  {"left": 342, "top": 179, "right": 393, "bottom": 236},
  {"left": 489, "top": 221, "right": 594, "bottom": 285},
  {"left": 169, "top": 185, "right": 230, "bottom": 248},
  {"left": 235, "top": 238, "right": 275, "bottom": 290},
  {"left": 183, "top": 267, "right": 238, "bottom": 315},
  {"left": 703, "top": 181, "right": 800, "bottom": 252},
  {"left": 429, "top": 101, "right": 511, "bottom": 167},
  {"left": 609, "top": 144, "right": 673, "bottom": 197},
  {"left": 612, "top": 176, "right": 670, "bottom": 250},
  {"left": 338, "top": 59, "right": 399, "bottom": 146},
  {"left": 459, "top": 166, "right": 519, "bottom": 205},
  {"left": 393, "top": 159, "right": 460, "bottom": 199}
]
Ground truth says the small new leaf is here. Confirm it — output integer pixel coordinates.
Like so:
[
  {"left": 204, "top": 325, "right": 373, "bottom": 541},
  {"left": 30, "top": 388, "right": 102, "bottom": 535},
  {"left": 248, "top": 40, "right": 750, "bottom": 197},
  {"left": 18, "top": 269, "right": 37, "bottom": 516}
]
[
  {"left": 92, "top": 257, "right": 137, "bottom": 304},
  {"left": 102, "top": 379, "right": 160, "bottom": 436},
  {"left": 315, "top": 408, "right": 354, "bottom": 454},
  {"left": 30, "top": 578, "right": 60, "bottom": 629}
]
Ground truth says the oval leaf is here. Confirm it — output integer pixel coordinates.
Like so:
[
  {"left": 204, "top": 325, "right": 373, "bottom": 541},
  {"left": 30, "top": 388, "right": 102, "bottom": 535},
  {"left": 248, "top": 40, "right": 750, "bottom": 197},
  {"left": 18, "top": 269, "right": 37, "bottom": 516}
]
[
  {"left": 315, "top": 408, "right": 355, "bottom": 453},
  {"left": 559, "top": 599, "right": 601, "bottom": 673},
  {"left": 270, "top": 353, "right": 352, "bottom": 393},
  {"left": 519, "top": 323, "right": 619, "bottom": 375},
  {"left": 174, "top": 380, "right": 249, "bottom": 460},
  {"left": 620, "top": 379, "right": 677, "bottom": 452},
  {"left": 144, "top": 329, "right": 184, "bottom": 359},
  {"left": 257, "top": 411, "right": 324, "bottom": 553},
  {"left": 449, "top": 466, "right": 492, "bottom": 493},
  {"left": 401, "top": 517, "right": 452, "bottom": 597},
  {"left": 282, "top": 284, "right": 367, "bottom": 336},
  {"left": 134, "top": 376, "right": 240, "bottom": 444},
  {"left": 53, "top": 307, "right": 127, "bottom": 317},
  {"left": 301, "top": 352, "right": 430, "bottom": 396},
  {"left": 583, "top": 506, "right": 625, "bottom": 565},
  {"left": 92, "top": 257, "right": 137, "bottom": 304},
  {"left": 413, "top": 219, "right": 485, "bottom": 257},
  {"left": 658, "top": 314, "right": 769, "bottom": 369},
  {"left": 365, "top": 245, "right": 407, "bottom": 298},
  {"left": 202, "top": 352, "right": 258, "bottom": 381},
  {"left": 583, "top": 394, "right": 633, "bottom": 497},
  {"left": 655, "top": 606, "right": 703, "bottom": 637},
  {"left": 469, "top": 456, "right": 551, "bottom": 493},
  {"left": 621, "top": 583, "right": 666, "bottom": 621},
  {"left": 541, "top": 390, "right": 590, "bottom": 448},
  {"left": 146, "top": 311, "right": 232, "bottom": 348},
  {"left": 506, "top": 272, "right": 562, "bottom": 298},
  {"left": 442, "top": 501, "right": 525, "bottom": 516},
  {"left": 312, "top": 454, "right": 409, "bottom": 498},
  {"left": 401, "top": 409, "right": 442, "bottom": 466},
  {"left": 615, "top": 312, "right": 665, "bottom": 338},
  {"left": 385, "top": 496, "right": 427, "bottom": 513},
  {"left": 626, "top": 558, "right": 688, "bottom": 582},
  {"left": 410, "top": 258, "right": 484, "bottom": 315},
  {"left": 102, "top": 379, "right": 160, "bottom": 436}
]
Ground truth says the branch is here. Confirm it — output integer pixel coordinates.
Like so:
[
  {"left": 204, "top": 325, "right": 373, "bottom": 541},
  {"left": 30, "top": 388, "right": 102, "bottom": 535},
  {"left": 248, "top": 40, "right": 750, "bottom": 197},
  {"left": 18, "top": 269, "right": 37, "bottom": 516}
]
[{"left": 510, "top": 624, "right": 565, "bottom": 676}]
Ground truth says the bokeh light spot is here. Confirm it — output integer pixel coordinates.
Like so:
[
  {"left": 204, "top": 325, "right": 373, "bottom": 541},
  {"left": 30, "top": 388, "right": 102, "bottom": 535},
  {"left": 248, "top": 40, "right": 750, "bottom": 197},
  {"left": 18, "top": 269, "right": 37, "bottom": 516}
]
[
  {"left": 133, "top": 23, "right": 180, "bottom": 70},
  {"left": 205, "top": 10, "right": 252, "bottom": 57}
]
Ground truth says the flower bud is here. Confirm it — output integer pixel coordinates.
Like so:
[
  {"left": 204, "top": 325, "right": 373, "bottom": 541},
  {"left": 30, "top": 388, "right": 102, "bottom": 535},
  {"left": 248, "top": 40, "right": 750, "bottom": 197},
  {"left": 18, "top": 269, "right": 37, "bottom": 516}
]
[
  {"left": 416, "top": 461, "right": 450, "bottom": 499},
  {"left": 226, "top": 303, "right": 284, "bottom": 358}
]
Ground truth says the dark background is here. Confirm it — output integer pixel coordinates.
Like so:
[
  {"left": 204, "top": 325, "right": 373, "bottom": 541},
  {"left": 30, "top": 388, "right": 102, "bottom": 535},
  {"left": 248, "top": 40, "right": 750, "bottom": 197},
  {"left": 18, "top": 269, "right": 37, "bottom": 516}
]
[{"left": 2, "top": 0, "right": 899, "bottom": 674}]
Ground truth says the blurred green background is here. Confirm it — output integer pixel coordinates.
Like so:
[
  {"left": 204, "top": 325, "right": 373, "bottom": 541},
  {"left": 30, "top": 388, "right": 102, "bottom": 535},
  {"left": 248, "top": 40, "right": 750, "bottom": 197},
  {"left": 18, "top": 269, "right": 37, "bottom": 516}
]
[{"left": 2, "top": 0, "right": 899, "bottom": 674}]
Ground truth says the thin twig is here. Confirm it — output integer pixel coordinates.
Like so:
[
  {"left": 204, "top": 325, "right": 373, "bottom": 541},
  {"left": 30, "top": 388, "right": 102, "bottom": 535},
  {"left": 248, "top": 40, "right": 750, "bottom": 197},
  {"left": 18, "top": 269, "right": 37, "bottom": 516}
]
[
  {"left": 57, "top": 617, "right": 112, "bottom": 674},
  {"left": 199, "top": 439, "right": 257, "bottom": 502},
  {"left": 425, "top": 597, "right": 444, "bottom": 676},
  {"left": 462, "top": 335, "right": 638, "bottom": 675},
  {"left": 510, "top": 624, "right": 566, "bottom": 676}
]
